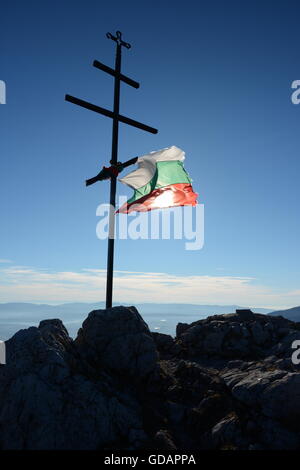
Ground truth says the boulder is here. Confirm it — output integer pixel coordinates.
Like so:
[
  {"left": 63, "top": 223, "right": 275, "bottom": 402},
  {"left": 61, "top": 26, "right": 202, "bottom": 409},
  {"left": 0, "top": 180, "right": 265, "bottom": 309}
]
[
  {"left": 1, "top": 306, "right": 300, "bottom": 450},
  {"left": 152, "top": 332, "right": 181, "bottom": 359},
  {"left": 235, "top": 309, "right": 255, "bottom": 321},
  {"left": 175, "top": 309, "right": 299, "bottom": 360},
  {"left": 75, "top": 306, "right": 158, "bottom": 380},
  {"left": 0, "top": 313, "right": 151, "bottom": 449}
]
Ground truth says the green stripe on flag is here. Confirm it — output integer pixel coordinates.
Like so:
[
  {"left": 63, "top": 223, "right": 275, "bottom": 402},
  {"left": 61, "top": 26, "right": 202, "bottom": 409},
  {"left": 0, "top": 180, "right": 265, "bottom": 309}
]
[{"left": 127, "top": 161, "right": 192, "bottom": 205}]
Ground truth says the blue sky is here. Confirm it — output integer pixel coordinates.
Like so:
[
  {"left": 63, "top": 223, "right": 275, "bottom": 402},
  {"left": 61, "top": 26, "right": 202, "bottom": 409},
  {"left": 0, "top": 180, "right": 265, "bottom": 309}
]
[{"left": 1, "top": 0, "right": 300, "bottom": 308}]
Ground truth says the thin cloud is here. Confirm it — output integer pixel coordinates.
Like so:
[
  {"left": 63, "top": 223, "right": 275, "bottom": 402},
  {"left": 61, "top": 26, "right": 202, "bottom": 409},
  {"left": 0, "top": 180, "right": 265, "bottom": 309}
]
[{"left": 0, "top": 264, "right": 299, "bottom": 309}]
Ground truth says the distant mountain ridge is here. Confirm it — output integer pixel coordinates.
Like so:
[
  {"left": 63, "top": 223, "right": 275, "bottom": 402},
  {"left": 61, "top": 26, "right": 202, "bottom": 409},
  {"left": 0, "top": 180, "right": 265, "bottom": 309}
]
[
  {"left": 269, "top": 306, "right": 300, "bottom": 322},
  {"left": 0, "top": 302, "right": 272, "bottom": 316}
]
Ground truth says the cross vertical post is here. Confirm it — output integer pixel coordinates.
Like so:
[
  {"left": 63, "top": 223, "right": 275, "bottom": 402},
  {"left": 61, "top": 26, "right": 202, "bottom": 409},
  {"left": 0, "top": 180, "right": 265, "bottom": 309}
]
[
  {"left": 65, "top": 31, "right": 158, "bottom": 309},
  {"left": 106, "top": 36, "right": 122, "bottom": 309}
]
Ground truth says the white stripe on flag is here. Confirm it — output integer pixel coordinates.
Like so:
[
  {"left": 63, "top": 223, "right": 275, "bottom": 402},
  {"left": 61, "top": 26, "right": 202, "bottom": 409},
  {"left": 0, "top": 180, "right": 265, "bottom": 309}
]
[{"left": 119, "top": 145, "right": 185, "bottom": 190}]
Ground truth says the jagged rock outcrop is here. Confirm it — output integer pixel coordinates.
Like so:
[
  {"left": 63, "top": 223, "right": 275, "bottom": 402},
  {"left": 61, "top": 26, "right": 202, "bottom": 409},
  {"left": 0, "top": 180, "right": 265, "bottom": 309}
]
[
  {"left": 75, "top": 307, "right": 159, "bottom": 380},
  {"left": 0, "top": 306, "right": 300, "bottom": 450},
  {"left": 174, "top": 309, "right": 300, "bottom": 360}
]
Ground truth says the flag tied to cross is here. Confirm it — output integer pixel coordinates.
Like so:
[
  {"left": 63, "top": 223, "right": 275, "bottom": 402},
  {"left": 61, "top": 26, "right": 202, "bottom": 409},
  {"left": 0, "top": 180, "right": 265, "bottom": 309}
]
[{"left": 117, "top": 146, "right": 198, "bottom": 213}]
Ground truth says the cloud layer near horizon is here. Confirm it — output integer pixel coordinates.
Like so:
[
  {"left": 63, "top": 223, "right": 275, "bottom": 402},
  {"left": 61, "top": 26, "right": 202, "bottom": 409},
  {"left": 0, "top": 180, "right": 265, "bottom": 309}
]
[{"left": 0, "top": 263, "right": 299, "bottom": 309}]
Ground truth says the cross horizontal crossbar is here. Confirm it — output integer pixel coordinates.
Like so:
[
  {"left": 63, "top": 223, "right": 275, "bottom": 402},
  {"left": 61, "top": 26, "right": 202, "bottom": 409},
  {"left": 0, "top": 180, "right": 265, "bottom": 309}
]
[
  {"left": 93, "top": 60, "right": 139, "bottom": 89},
  {"left": 65, "top": 94, "right": 158, "bottom": 134}
]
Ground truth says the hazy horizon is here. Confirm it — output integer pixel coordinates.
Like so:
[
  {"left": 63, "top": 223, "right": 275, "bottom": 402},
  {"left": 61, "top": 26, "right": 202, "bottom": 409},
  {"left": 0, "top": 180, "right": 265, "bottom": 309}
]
[
  {"left": 0, "top": 300, "right": 278, "bottom": 315},
  {"left": 0, "top": 300, "right": 274, "bottom": 340}
]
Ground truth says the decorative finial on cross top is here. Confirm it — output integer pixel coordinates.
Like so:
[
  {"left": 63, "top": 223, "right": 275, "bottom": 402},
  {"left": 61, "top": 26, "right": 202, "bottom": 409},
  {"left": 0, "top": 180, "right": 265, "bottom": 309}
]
[{"left": 106, "top": 31, "right": 131, "bottom": 49}]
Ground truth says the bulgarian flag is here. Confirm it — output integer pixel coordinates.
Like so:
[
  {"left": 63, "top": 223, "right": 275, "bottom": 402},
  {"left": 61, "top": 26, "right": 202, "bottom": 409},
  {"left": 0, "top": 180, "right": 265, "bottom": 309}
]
[{"left": 117, "top": 146, "right": 198, "bottom": 213}]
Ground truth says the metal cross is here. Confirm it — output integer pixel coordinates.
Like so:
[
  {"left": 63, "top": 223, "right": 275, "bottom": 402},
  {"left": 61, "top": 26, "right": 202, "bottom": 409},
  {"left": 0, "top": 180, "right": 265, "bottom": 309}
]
[{"left": 65, "top": 31, "right": 158, "bottom": 308}]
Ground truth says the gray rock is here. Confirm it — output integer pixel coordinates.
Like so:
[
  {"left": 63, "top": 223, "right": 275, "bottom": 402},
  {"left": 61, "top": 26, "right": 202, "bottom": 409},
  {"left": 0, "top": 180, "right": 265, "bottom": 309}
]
[
  {"left": 1, "top": 306, "right": 300, "bottom": 451},
  {"left": 250, "top": 322, "right": 269, "bottom": 345},
  {"left": 167, "top": 401, "right": 186, "bottom": 424},
  {"left": 154, "top": 430, "right": 177, "bottom": 450},
  {"left": 224, "top": 366, "right": 300, "bottom": 425},
  {"left": 269, "top": 330, "right": 300, "bottom": 358},
  {"left": 176, "top": 323, "right": 190, "bottom": 337},
  {"left": 235, "top": 309, "right": 255, "bottom": 321},
  {"left": 257, "top": 417, "right": 300, "bottom": 450},
  {"left": 152, "top": 332, "right": 181, "bottom": 359},
  {"left": 211, "top": 414, "right": 241, "bottom": 445},
  {"left": 202, "top": 330, "right": 225, "bottom": 354},
  {"left": 0, "top": 318, "right": 146, "bottom": 449},
  {"left": 75, "top": 306, "right": 158, "bottom": 379}
]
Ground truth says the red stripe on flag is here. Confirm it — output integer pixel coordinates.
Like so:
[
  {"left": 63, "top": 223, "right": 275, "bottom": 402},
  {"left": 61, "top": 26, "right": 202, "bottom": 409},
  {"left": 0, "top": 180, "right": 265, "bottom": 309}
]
[{"left": 117, "top": 183, "right": 198, "bottom": 214}]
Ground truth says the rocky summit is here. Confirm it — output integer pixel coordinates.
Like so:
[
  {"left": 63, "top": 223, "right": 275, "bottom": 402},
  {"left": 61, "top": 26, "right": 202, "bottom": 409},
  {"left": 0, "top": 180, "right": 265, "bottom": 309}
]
[{"left": 1, "top": 306, "right": 300, "bottom": 450}]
